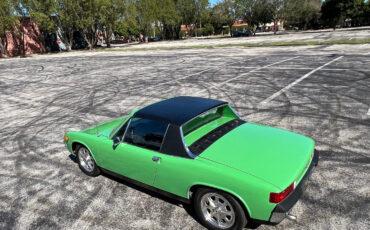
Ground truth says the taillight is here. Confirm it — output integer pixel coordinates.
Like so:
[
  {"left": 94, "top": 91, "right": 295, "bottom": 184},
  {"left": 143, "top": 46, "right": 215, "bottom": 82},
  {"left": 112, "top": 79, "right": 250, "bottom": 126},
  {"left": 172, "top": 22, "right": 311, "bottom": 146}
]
[{"left": 269, "top": 181, "right": 296, "bottom": 203}]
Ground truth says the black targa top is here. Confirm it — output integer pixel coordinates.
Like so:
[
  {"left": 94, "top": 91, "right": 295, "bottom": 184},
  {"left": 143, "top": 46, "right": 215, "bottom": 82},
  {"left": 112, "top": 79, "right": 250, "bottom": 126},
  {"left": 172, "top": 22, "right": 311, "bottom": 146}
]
[
  {"left": 134, "top": 96, "right": 227, "bottom": 126},
  {"left": 133, "top": 96, "right": 228, "bottom": 159}
]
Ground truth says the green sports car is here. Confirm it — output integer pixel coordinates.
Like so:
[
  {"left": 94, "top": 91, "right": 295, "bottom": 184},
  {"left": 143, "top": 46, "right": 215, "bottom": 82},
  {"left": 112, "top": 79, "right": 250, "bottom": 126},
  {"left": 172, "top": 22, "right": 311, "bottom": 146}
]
[{"left": 64, "top": 96, "right": 318, "bottom": 230}]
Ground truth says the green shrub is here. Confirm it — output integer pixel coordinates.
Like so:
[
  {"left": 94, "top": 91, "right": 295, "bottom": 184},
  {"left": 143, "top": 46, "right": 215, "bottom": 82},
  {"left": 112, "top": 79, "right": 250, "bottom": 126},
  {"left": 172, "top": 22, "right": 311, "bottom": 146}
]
[
  {"left": 196, "top": 28, "right": 204, "bottom": 36},
  {"left": 204, "top": 23, "right": 214, "bottom": 36},
  {"left": 179, "top": 30, "right": 186, "bottom": 38}
]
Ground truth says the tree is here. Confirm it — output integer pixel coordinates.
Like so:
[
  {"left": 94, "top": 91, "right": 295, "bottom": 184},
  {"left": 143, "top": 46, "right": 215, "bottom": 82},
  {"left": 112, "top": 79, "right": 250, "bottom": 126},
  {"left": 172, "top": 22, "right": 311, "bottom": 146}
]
[
  {"left": 54, "top": 0, "right": 78, "bottom": 51},
  {"left": 236, "top": 0, "right": 258, "bottom": 35},
  {"left": 268, "top": 0, "right": 284, "bottom": 34},
  {"left": 254, "top": 0, "right": 273, "bottom": 31},
  {"left": 22, "top": 0, "right": 77, "bottom": 51},
  {"left": 98, "top": 0, "right": 125, "bottom": 48},
  {"left": 365, "top": 1, "right": 370, "bottom": 26},
  {"left": 321, "top": 0, "right": 345, "bottom": 29},
  {"left": 114, "top": 0, "right": 140, "bottom": 38},
  {"left": 156, "top": 0, "right": 181, "bottom": 40},
  {"left": 222, "top": 0, "right": 239, "bottom": 36},
  {"left": 11, "top": 0, "right": 30, "bottom": 56},
  {"left": 136, "top": 0, "right": 157, "bottom": 42},
  {"left": 321, "top": 0, "right": 366, "bottom": 29},
  {"left": 211, "top": 0, "right": 239, "bottom": 36},
  {"left": 72, "top": 0, "right": 102, "bottom": 50},
  {"left": 284, "top": 0, "right": 322, "bottom": 30},
  {"left": 0, "top": 0, "right": 17, "bottom": 57},
  {"left": 343, "top": 0, "right": 364, "bottom": 26},
  {"left": 176, "top": 0, "right": 197, "bottom": 37},
  {"left": 194, "top": 0, "right": 209, "bottom": 36}
]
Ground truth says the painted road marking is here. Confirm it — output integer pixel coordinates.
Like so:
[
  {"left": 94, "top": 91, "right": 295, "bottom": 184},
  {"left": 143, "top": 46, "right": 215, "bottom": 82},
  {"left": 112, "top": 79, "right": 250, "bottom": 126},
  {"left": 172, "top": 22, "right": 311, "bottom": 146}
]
[
  {"left": 137, "top": 56, "right": 261, "bottom": 92},
  {"left": 253, "top": 67, "right": 350, "bottom": 71},
  {"left": 259, "top": 56, "right": 344, "bottom": 105},
  {"left": 196, "top": 56, "right": 299, "bottom": 94},
  {"left": 202, "top": 66, "right": 351, "bottom": 71}
]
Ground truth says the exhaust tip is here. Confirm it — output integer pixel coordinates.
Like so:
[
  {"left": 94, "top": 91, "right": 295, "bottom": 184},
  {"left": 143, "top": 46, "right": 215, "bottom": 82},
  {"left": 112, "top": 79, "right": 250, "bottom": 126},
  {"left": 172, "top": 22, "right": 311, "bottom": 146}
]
[{"left": 286, "top": 213, "right": 297, "bottom": 221}]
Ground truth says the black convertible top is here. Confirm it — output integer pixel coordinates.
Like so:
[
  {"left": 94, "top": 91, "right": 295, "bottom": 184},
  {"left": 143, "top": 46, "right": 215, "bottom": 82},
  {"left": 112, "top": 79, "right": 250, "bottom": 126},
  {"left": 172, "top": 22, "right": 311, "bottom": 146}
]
[{"left": 134, "top": 96, "right": 227, "bottom": 126}]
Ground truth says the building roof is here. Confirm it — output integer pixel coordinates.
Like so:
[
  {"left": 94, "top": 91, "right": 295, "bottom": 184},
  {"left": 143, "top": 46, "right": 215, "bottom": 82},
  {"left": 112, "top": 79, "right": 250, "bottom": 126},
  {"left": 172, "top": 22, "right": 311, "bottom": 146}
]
[{"left": 134, "top": 96, "right": 227, "bottom": 126}]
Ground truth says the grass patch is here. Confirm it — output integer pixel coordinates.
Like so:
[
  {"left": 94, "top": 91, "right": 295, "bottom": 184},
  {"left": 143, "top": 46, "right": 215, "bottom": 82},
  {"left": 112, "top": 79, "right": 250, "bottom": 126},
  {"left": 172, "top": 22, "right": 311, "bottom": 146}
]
[
  {"left": 322, "top": 39, "right": 370, "bottom": 44},
  {"left": 99, "top": 38, "right": 370, "bottom": 52}
]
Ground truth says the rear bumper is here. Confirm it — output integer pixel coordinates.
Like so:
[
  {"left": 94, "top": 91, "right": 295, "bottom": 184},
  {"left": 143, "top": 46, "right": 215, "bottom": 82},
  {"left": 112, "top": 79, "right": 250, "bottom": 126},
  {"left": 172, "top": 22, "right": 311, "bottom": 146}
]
[{"left": 256, "top": 149, "right": 319, "bottom": 225}]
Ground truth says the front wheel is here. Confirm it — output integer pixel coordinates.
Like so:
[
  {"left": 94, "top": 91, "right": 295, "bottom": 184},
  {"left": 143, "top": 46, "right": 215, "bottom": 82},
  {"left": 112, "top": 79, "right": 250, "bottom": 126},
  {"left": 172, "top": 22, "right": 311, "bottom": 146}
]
[
  {"left": 194, "top": 188, "right": 247, "bottom": 230},
  {"left": 76, "top": 145, "right": 100, "bottom": 177}
]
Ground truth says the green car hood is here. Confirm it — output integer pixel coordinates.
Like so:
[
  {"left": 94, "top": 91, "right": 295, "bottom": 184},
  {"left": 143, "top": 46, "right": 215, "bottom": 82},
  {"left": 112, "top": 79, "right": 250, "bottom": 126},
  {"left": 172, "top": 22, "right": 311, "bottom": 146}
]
[
  {"left": 199, "top": 122, "right": 315, "bottom": 190},
  {"left": 82, "top": 116, "right": 127, "bottom": 137}
]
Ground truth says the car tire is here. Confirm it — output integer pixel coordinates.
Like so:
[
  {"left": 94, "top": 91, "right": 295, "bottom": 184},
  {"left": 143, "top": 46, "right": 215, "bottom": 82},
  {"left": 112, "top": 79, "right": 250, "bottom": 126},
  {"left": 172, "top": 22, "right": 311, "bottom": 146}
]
[
  {"left": 76, "top": 145, "right": 100, "bottom": 177},
  {"left": 194, "top": 187, "right": 247, "bottom": 230}
]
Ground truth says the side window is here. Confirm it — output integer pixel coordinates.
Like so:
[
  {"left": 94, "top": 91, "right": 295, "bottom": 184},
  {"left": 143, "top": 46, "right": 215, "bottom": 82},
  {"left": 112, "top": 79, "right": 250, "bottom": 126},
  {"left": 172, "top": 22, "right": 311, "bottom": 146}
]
[
  {"left": 113, "top": 121, "right": 129, "bottom": 140},
  {"left": 123, "top": 118, "right": 168, "bottom": 151}
]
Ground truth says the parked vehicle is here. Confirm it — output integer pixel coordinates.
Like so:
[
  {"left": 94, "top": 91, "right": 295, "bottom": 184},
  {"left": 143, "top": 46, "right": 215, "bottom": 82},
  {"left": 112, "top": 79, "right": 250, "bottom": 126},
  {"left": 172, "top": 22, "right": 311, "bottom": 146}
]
[
  {"left": 110, "top": 38, "right": 130, "bottom": 44},
  {"left": 64, "top": 96, "right": 318, "bottom": 230},
  {"left": 148, "top": 36, "right": 162, "bottom": 42},
  {"left": 233, "top": 30, "right": 253, "bottom": 37}
]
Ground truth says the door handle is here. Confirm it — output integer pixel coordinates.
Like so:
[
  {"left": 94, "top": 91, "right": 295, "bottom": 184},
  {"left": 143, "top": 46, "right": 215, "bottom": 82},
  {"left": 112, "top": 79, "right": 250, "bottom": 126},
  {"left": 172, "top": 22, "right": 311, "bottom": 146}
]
[{"left": 152, "top": 156, "right": 160, "bottom": 162}]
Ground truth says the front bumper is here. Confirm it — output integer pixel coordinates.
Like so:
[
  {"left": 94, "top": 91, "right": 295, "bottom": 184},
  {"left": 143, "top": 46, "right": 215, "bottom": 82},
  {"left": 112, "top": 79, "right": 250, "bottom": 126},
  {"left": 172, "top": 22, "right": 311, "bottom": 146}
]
[{"left": 257, "top": 149, "right": 319, "bottom": 225}]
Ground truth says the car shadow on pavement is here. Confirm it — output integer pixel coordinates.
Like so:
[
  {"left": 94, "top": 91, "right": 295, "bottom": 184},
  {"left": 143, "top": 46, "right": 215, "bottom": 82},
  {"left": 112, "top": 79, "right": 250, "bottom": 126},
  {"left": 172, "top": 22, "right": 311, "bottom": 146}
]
[
  {"left": 100, "top": 171, "right": 202, "bottom": 223},
  {"left": 69, "top": 154, "right": 261, "bottom": 229},
  {"left": 68, "top": 154, "right": 202, "bottom": 224}
]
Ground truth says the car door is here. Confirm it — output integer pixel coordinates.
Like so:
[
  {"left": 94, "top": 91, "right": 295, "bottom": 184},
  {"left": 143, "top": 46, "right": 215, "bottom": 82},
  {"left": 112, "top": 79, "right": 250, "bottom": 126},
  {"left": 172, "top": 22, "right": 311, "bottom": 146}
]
[{"left": 99, "top": 117, "right": 168, "bottom": 186}]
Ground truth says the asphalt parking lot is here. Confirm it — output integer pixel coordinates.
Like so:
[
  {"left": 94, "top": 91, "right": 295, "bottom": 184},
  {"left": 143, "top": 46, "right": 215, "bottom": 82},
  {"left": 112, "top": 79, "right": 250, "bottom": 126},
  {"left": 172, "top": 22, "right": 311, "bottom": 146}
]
[{"left": 0, "top": 43, "right": 369, "bottom": 230}]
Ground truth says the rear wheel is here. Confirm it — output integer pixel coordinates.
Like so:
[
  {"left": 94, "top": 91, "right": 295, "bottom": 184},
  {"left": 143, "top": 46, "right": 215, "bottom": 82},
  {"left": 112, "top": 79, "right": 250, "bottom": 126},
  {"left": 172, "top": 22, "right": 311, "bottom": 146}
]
[
  {"left": 76, "top": 145, "right": 100, "bottom": 177},
  {"left": 194, "top": 187, "right": 247, "bottom": 230}
]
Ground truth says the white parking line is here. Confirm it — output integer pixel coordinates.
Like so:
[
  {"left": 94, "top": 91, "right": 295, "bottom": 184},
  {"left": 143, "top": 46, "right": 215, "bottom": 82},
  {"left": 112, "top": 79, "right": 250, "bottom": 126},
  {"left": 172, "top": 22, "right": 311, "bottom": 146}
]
[
  {"left": 196, "top": 56, "right": 299, "bottom": 94},
  {"left": 202, "top": 66, "right": 351, "bottom": 71},
  {"left": 137, "top": 56, "right": 261, "bottom": 92},
  {"left": 253, "top": 67, "right": 350, "bottom": 71},
  {"left": 259, "top": 56, "right": 344, "bottom": 105}
]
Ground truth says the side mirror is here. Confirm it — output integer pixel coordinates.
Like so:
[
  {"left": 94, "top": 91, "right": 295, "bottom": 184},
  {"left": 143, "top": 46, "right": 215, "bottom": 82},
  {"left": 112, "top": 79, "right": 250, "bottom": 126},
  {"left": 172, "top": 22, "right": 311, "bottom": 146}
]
[{"left": 113, "top": 136, "right": 121, "bottom": 147}]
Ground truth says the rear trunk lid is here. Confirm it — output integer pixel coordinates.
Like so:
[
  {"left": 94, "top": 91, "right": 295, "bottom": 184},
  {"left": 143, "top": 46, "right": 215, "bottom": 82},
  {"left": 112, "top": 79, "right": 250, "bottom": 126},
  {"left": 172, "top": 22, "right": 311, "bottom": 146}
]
[{"left": 199, "top": 122, "right": 315, "bottom": 189}]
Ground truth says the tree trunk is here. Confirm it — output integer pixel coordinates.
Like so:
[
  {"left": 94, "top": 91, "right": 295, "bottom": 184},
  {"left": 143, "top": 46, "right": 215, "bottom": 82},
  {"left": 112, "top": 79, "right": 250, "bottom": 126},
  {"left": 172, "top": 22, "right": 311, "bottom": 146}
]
[
  {"left": 82, "top": 32, "right": 92, "bottom": 50},
  {"left": 0, "top": 35, "right": 8, "bottom": 57},
  {"left": 0, "top": 42, "right": 6, "bottom": 57},
  {"left": 81, "top": 30, "right": 93, "bottom": 50},
  {"left": 66, "top": 44, "right": 72, "bottom": 51},
  {"left": 20, "top": 21, "right": 25, "bottom": 56},
  {"left": 162, "top": 23, "right": 166, "bottom": 40},
  {"left": 274, "top": 20, "right": 277, "bottom": 35},
  {"left": 68, "top": 30, "right": 73, "bottom": 51},
  {"left": 175, "top": 25, "right": 181, "bottom": 40},
  {"left": 229, "top": 25, "right": 232, "bottom": 37},
  {"left": 106, "top": 29, "right": 112, "bottom": 48},
  {"left": 88, "top": 40, "right": 93, "bottom": 50},
  {"left": 65, "top": 31, "right": 72, "bottom": 52},
  {"left": 10, "top": 30, "right": 21, "bottom": 56}
]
